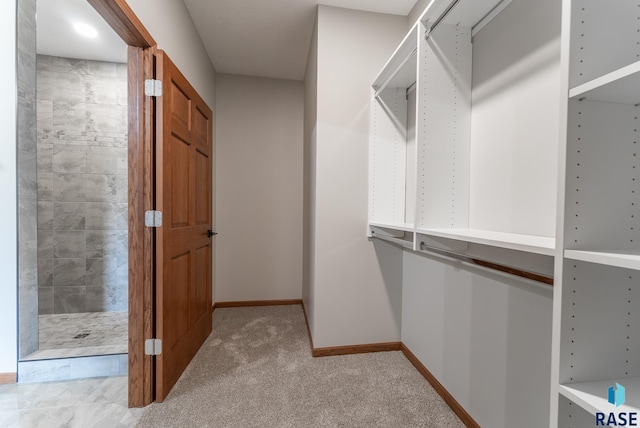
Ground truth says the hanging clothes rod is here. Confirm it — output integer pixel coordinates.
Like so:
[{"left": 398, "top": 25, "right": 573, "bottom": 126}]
[
  {"left": 406, "top": 81, "right": 417, "bottom": 97},
  {"left": 418, "top": 241, "right": 554, "bottom": 286},
  {"left": 370, "top": 231, "right": 413, "bottom": 249}
]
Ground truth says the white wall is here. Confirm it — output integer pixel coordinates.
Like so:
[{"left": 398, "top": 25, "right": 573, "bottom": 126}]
[
  {"left": 127, "top": 0, "right": 216, "bottom": 109},
  {"left": 310, "top": 6, "right": 407, "bottom": 348},
  {"left": 303, "top": 15, "right": 318, "bottom": 338},
  {"left": 0, "top": 0, "right": 18, "bottom": 375},
  {"left": 402, "top": 250, "right": 553, "bottom": 427},
  {"left": 215, "top": 74, "right": 303, "bottom": 302}
]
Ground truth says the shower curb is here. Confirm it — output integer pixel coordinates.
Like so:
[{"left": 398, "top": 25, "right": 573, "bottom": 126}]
[{"left": 17, "top": 354, "right": 127, "bottom": 383}]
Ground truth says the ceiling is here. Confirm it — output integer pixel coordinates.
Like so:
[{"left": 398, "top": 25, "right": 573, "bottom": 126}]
[
  {"left": 36, "top": 0, "right": 418, "bottom": 78},
  {"left": 183, "top": 0, "right": 419, "bottom": 81},
  {"left": 37, "top": 0, "right": 127, "bottom": 63}
]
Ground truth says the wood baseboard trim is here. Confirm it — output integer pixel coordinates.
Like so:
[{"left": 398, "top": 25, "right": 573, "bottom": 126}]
[
  {"left": 313, "top": 342, "right": 401, "bottom": 358},
  {"left": 213, "top": 299, "right": 302, "bottom": 310},
  {"left": 401, "top": 344, "right": 480, "bottom": 428},
  {"left": 299, "top": 301, "right": 399, "bottom": 358},
  {"left": 0, "top": 373, "right": 16, "bottom": 384}
]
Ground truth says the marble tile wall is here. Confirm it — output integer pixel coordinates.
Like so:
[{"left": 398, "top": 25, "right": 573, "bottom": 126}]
[
  {"left": 36, "top": 54, "right": 128, "bottom": 315},
  {"left": 17, "top": 0, "right": 38, "bottom": 359}
]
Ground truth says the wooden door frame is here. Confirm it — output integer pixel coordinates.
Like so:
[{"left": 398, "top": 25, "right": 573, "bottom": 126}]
[{"left": 88, "top": 0, "right": 156, "bottom": 407}]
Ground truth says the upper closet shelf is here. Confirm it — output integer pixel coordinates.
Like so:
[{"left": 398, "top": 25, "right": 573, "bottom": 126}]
[
  {"left": 417, "top": 0, "right": 511, "bottom": 37},
  {"left": 564, "top": 250, "right": 640, "bottom": 271},
  {"left": 372, "top": 25, "right": 417, "bottom": 94},
  {"left": 569, "top": 60, "right": 640, "bottom": 105},
  {"left": 416, "top": 228, "right": 556, "bottom": 255},
  {"left": 559, "top": 377, "right": 640, "bottom": 418}
]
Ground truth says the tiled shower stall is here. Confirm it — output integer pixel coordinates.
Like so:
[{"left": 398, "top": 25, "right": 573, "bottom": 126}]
[
  {"left": 14, "top": 54, "right": 130, "bottom": 377},
  {"left": 15, "top": 0, "right": 129, "bottom": 381},
  {"left": 36, "top": 54, "right": 128, "bottom": 315}
]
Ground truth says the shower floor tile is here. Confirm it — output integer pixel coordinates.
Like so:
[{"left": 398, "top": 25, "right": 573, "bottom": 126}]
[{"left": 22, "top": 312, "right": 127, "bottom": 361}]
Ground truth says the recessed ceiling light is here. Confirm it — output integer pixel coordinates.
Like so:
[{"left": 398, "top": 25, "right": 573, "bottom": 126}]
[{"left": 73, "top": 22, "right": 98, "bottom": 38}]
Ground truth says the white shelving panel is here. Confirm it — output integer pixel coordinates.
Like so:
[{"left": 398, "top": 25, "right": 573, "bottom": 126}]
[
  {"left": 372, "top": 25, "right": 418, "bottom": 93},
  {"left": 560, "top": 377, "right": 640, "bottom": 417},
  {"left": 565, "top": 250, "right": 640, "bottom": 271},
  {"left": 423, "top": 0, "right": 507, "bottom": 29},
  {"left": 369, "top": 221, "right": 415, "bottom": 233},
  {"left": 368, "top": 87, "right": 409, "bottom": 227},
  {"left": 417, "top": 228, "right": 556, "bottom": 256},
  {"left": 564, "top": 99, "right": 639, "bottom": 252},
  {"left": 569, "top": 1, "right": 640, "bottom": 88},
  {"left": 369, "top": 25, "right": 418, "bottom": 232},
  {"left": 415, "top": 21, "right": 471, "bottom": 231},
  {"left": 369, "top": 0, "right": 639, "bottom": 426},
  {"left": 558, "top": 259, "right": 640, "bottom": 425},
  {"left": 367, "top": 0, "right": 640, "bottom": 426},
  {"left": 369, "top": 223, "right": 415, "bottom": 249},
  {"left": 415, "top": 0, "right": 559, "bottom": 250},
  {"left": 558, "top": 395, "right": 602, "bottom": 427},
  {"left": 467, "top": 0, "right": 561, "bottom": 240},
  {"left": 569, "top": 61, "right": 640, "bottom": 105},
  {"left": 371, "top": 0, "right": 561, "bottom": 259},
  {"left": 560, "top": 261, "right": 640, "bottom": 382}
]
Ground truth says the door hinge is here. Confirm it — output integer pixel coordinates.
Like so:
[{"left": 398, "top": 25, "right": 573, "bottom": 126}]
[
  {"left": 145, "top": 338, "right": 162, "bottom": 356},
  {"left": 145, "top": 210, "right": 162, "bottom": 227},
  {"left": 144, "top": 79, "right": 163, "bottom": 97}
]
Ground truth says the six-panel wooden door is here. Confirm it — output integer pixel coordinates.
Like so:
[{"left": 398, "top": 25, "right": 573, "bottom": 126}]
[{"left": 154, "top": 50, "right": 213, "bottom": 401}]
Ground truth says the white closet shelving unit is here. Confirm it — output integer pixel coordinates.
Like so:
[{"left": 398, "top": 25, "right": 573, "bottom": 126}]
[
  {"left": 554, "top": 0, "right": 640, "bottom": 425},
  {"left": 368, "top": 24, "right": 418, "bottom": 244},
  {"left": 370, "top": 0, "right": 638, "bottom": 425},
  {"left": 369, "top": 0, "right": 559, "bottom": 263}
]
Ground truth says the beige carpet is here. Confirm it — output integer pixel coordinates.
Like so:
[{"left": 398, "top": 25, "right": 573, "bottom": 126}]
[{"left": 137, "top": 305, "right": 465, "bottom": 428}]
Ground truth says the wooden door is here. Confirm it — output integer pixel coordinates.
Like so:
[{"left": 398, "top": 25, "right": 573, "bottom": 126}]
[{"left": 155, "top": 50, "right": 213, "bottom": 401}]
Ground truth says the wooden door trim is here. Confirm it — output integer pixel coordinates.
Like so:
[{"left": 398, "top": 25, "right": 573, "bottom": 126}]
[
  {"left": 0, "top": 373, "right": 16, "bottom": 385},
  {"left": 89, "top": 0, "right": 156, "bottom": 408},
  {"left": 125, "top": 46, "right": 154, "bottom": 408},
  {"left": 87, "top": 0, "right": 155, "bottom": 48}
]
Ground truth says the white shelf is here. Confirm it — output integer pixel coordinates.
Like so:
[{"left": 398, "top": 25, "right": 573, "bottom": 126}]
[
  {"left": 369, "top": 222, "right": 415, "bottom": 233},
  {"left": 559, "top": 377, "right": 640, "bottom": 417},
  {"left": 372, "top": 25, "right": 417, "bottom": 92},
  {"left": 416, "top": 228, "right": 556, "bottom": 256},
  {"left": 569, "top": 60, "right": 640, "bottom": 105},
  {"left": 564, "top": 250, "right": 640, "bottom": 271},
  {"left": 438, "top": 0, "right": 512, "bottom": 30}
]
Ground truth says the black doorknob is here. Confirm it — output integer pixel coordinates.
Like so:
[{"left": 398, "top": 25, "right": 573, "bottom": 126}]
[{"left": 208, "top": 230, "right": 217, "bottom": 238}]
